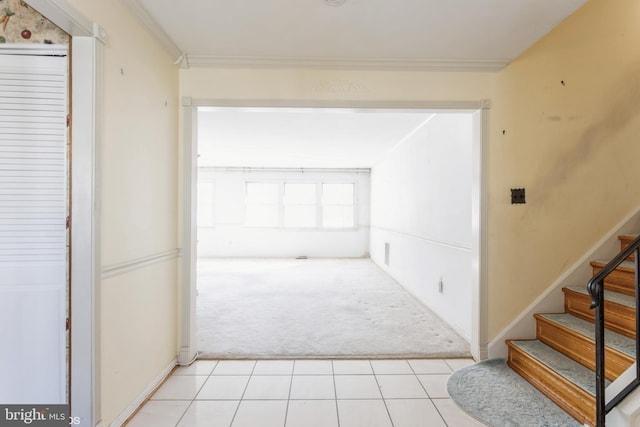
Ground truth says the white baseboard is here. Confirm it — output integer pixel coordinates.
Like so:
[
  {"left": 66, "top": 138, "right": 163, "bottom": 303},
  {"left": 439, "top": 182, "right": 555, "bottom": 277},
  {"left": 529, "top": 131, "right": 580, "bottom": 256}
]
[
  {"left": 109, "top": 357, "right": 177, "bottom": 427},
  {"left": 476, "top": 344, "right": 488, "bottom": 362},
  {"left": 488, "top": 204, "right": 640, "bottom": 359}
]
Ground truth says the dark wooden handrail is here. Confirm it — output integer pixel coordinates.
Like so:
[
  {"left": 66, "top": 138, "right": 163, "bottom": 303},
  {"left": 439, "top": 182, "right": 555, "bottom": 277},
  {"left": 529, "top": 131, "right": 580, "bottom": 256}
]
[{"left": 587, "top": 234, "right": 640, "bottom": 426}]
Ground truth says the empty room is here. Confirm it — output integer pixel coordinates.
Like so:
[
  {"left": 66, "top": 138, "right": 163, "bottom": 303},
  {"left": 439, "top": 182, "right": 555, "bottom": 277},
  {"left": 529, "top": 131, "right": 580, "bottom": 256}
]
[{"left": 193, "top": 106, "right": 479, "bottom": 361}]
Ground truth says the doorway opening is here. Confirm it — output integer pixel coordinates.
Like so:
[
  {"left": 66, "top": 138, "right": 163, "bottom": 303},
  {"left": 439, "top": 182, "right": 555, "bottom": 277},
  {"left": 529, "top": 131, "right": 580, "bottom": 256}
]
[{"left": 181, "top": 101, "right": 488, "bottom": 363}]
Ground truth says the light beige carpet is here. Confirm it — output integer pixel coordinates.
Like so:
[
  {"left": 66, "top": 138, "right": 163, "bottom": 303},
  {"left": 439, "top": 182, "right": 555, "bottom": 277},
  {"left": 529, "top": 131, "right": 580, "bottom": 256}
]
[{"left": 197, "top": 258, "right": 471, "bottom": 359}]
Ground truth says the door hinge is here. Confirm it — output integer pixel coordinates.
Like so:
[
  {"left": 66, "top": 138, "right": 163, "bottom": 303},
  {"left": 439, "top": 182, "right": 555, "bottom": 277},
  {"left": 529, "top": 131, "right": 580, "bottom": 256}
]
[
  {"left": 66, "top": 216, "right": 70, "bottom": 229},
  {"left": 66, "top": 318, "right": 70, "bottom": 331}
]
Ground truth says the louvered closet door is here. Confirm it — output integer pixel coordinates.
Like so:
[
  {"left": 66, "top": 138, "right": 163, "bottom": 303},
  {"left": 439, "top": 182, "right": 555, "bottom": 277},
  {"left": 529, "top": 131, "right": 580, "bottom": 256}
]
[{"left": 0, "top": 49, "right": 68, "bottom": 404}]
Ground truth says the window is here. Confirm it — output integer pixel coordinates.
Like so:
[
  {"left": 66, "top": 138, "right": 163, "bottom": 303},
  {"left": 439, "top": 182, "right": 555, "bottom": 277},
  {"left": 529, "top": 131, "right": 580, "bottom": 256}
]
[
  {"left": 245, "top": 182, "right": 279, "bottom": 226},
  {"left": 322, "top": 183, "right": 354, "bottom": 228},
  {"left": 284, "top": 183, "right": 316, "bottom": 228},
  {"left": 240, "top": 180, "right": 357, "bottom": 229}
]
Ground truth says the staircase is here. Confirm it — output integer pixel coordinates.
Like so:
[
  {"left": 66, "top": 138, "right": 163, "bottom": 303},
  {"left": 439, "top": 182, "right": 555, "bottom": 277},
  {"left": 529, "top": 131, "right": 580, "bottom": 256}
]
[{"left": 506, "top": 234, "right": 638, "bottom": 426}]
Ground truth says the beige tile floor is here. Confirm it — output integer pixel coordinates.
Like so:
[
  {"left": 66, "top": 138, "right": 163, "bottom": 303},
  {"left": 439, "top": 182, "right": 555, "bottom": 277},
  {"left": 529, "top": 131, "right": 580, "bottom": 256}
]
[{"left": 126, "top": 358, "right": 487, "bottom": 427}]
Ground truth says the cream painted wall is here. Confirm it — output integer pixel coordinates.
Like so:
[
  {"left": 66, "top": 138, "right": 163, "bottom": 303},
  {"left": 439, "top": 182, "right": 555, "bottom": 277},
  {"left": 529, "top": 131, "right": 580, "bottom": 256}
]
[
  {"left": 64, "top": 0, "right": 179, "bottom": 425},
  {"left": 100, "top": 262, "right": 177, "bottom": 425},
  {"left": 179, "top": 68, "right": 495, "bottom": 102},
  {"left": 487, "top": 0, "right": 640, "bottom": 337}
]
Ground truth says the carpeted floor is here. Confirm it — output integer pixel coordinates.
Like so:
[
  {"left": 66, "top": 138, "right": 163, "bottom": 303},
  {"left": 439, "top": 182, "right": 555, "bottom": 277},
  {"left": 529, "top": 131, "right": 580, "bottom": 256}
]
[
  {"left": 447, "top": 359, "right": 581, "bottom": 427},
  {"left": 196, "top": 258, "right": 471, "bottom": 359}
]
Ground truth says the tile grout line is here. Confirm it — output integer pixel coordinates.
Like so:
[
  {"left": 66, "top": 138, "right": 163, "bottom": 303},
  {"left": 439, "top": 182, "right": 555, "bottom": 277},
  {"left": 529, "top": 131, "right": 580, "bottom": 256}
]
[
  {"left": 432, "top": 400, "right": 452, "bottom": 427},
  {"left": 227, "top": 360, "right": 257, "bottom": 427},
  {"left": 443, "top": 360, "right": 455, "bottom": 371},
  {"left": 331, "top": 360, "right": 341, "bottom": 427},
  {"left": 440, "top": 361, "right": 468, "bottom": 427},
  {"left": 409, "top": 361, "right": 453, "bottom": 427},
  {"left": 172, "top": 399, "right": 193, "bottom": 427},
  {"left": 369, "top": 360, "right": 395, "bottom": 427},
  {"left": 407, "top": 360, "right": 434, "bottom": 398},
  {"left": 283, "top": 361, "right": 296, "bottom": 427},
  {"left": 416, "top": 359, "right": 453, "bottom": 427},
  {"left": 173, "top": 360, "right": 220, "bottom": 427}
]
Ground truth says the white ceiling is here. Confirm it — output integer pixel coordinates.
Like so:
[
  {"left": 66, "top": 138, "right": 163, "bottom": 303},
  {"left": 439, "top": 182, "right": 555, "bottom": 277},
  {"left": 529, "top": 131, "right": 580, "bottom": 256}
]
[
  {"left": 198, "top": 108, "right": 438, "bottom": 168},
  {"left": 129, "top": 0, "right": 587, "bottom": 70}
]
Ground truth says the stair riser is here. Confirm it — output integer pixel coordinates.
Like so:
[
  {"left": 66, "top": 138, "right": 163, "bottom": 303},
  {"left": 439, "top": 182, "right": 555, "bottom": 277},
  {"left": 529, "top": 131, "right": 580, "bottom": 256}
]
[
  {"left": 536, "top": 316, "right": 633, "bottom": 381},
  {"left": 592, "top": 265, "right": 636, "bottom": 296},
  {"left": 620, "top": 238, "right": 636, "bottom": 262},
  {"left": 507, "top": 341, "right": 595, "bottom": 426},
  {"left": 563, "top": 290, "right": 636, "bottom": 339}
]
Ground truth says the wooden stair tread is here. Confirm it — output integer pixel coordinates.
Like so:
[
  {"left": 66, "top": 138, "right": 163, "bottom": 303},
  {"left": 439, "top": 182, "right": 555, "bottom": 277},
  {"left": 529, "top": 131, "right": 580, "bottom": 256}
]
[
  {"left": 508, "top": 339, "right": 601, "bottom": 396},
  {"left": 564, "top": 286, "right": 635, "bottom": 309},
  {"left": 536, "top": 313, "right": 636, "bottom": 358},
  {"left": 619, "top": 233, "right": 640, "bottom": 241}
]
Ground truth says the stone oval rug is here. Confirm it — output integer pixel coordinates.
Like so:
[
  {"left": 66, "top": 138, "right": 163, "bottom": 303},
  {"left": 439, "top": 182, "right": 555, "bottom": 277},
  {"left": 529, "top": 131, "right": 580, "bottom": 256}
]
[{"left": 447, "top": 359, "right": 581, "bottom": 427}]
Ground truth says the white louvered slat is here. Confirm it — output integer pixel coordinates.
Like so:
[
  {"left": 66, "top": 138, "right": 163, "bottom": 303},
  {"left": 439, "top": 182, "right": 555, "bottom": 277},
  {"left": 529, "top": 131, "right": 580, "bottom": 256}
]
[
  {"left": 0, "top": 50, "right": 68, "bottom": 405},
  {"left": 0, "top": 58, "right": 66, "bottom": 258}
]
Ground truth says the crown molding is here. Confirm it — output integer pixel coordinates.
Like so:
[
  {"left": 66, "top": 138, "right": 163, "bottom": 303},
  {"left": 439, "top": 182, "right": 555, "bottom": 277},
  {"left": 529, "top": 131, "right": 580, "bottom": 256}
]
[
  {"left": 118, "top": 0, "right": 509, "bottom": 72},
  {"left": 185, "top": 55, "right": 510, "bottom": 72},
  {"left": 120, "top": 0, "right": 186, "bottom": 66}
]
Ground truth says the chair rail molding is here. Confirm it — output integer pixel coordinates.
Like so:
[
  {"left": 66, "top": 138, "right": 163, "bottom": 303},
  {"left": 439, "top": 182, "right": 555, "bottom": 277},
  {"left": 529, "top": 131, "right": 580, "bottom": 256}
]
[{"left": 102, "top": 249, "right": 181, "bottom": 280}]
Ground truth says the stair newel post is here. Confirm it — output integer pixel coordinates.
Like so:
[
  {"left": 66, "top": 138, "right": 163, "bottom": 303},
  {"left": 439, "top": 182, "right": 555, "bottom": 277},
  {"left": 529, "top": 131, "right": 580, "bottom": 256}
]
[
  {"left": 597, "top": 291, "right": 606, "bottom": 426},
  {"left": 589, "top": 276, "right": 606, "bottom": 427}
]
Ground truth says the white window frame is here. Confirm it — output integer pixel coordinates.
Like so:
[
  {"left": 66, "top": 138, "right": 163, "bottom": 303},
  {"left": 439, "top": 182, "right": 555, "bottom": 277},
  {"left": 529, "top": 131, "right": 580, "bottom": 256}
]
[{"left": 241, "top": 179, "right": 358, "bottom": 230}]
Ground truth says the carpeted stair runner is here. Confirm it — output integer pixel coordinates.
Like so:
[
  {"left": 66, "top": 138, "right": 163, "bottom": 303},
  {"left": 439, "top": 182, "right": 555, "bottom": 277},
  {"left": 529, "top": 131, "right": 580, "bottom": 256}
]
[
  {"left": 447, "top": 358, "right": 582, "bottom": 427},
  {"left": 597, "top": 260, "right": 635, "bottom": 269},
  {"left": 565, "top": 285, "right": 635, "bottom": 309},
  {"left": 537, "top": 313, "right": 635, "bottom": 357}
]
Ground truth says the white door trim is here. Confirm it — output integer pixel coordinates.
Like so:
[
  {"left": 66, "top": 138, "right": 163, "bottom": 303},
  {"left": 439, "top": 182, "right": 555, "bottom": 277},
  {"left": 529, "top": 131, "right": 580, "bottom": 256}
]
[
  {"left": 24, "top": 1, "right": 104, "bottom": 425},
  {"left": 179, "top": 100, "right": 198, "bottom": 365},
  {"left": 471, "top": 104, "right": 490, "bottom": 360},
  {"left": 180, "top": 98, "right": 490, "bottom": 361},
  {"left": 70, "top": 36, "right": 102, "bottom": 426}
]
